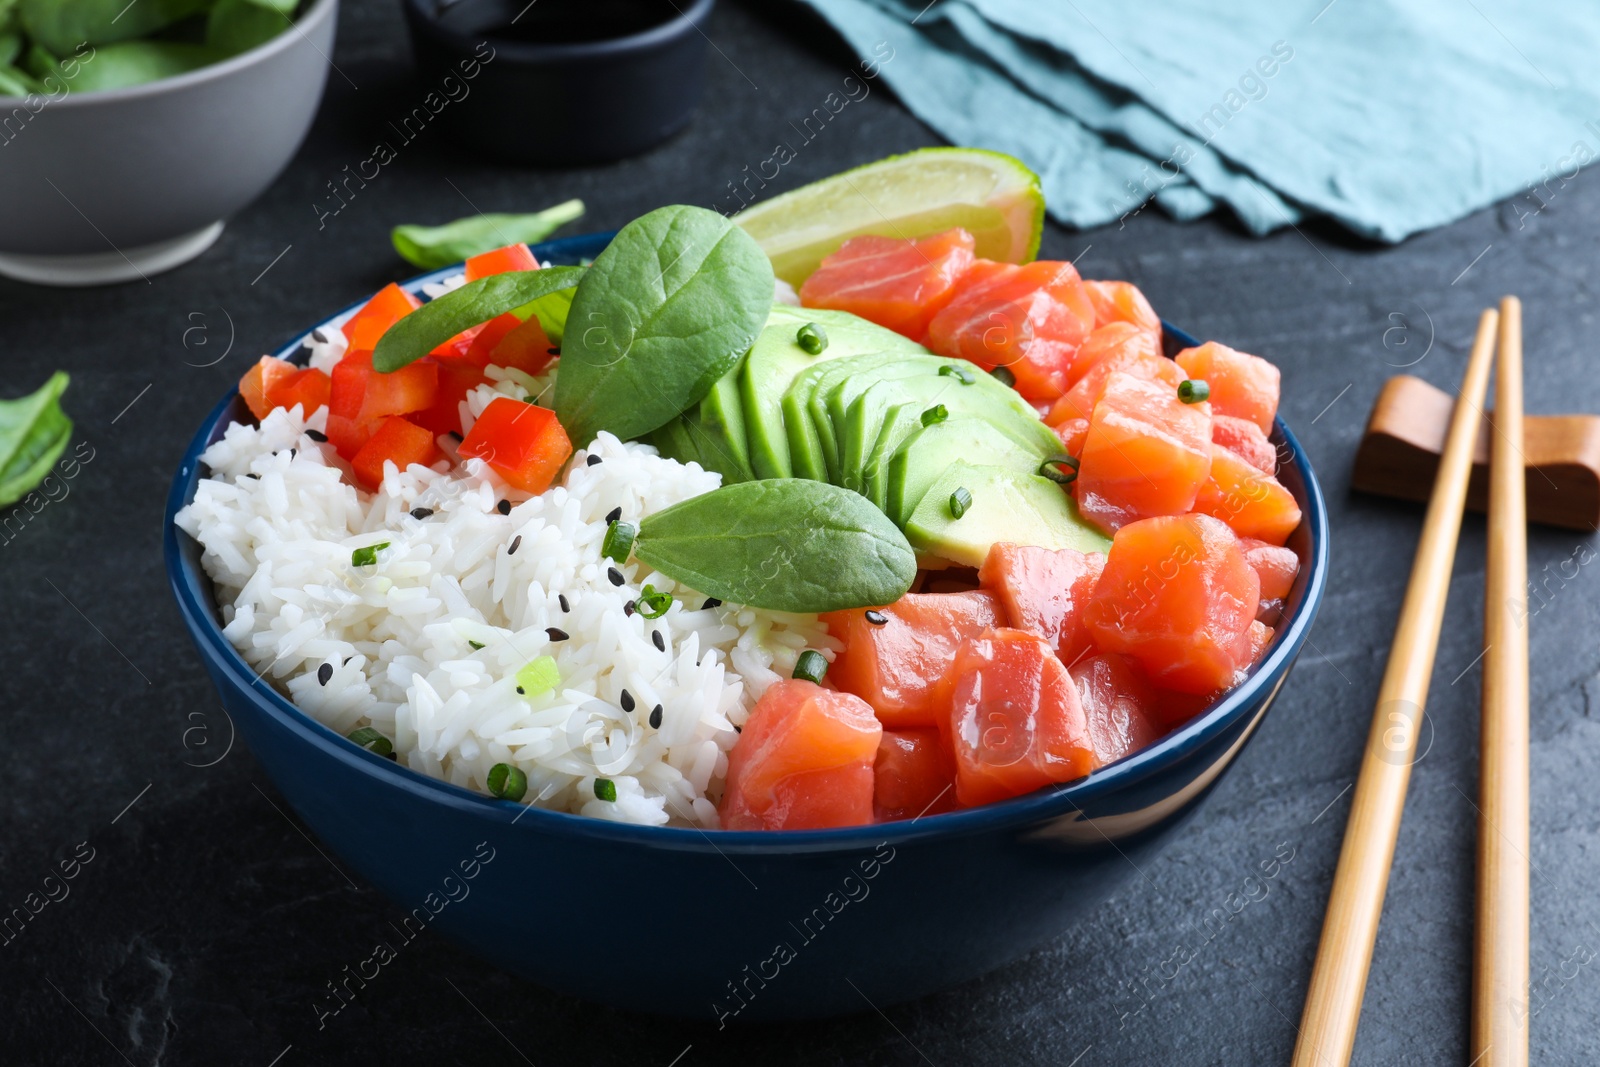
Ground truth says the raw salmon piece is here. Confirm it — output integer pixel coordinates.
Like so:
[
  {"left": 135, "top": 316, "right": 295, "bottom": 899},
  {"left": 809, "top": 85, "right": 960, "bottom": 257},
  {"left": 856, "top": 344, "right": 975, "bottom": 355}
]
[
  {"left": 720, "top": 679, "right": 882, "bottom": 831},
  {"left": 1074, "top": 371, "right": 1212, "bottom": 533},
  {"left": 924, "top": 259, "right": 1096, "bottom": 400},
  {"left": 824, "top": 591, "right": 1004, "bottom": 728},
  {"left": 799, "top": 228, "right": 977, "bottom": 339},
  {"left": 940, "top": 628, "right": 1095, "bottom": 806},
  {"left": 874, "top": 728, "right": 957, "bottom": 821},
  {"left": 1064, "top": 321, "right": 1162, "bottom": 391},
  {"left": 1085, "top": 280, "right": 1161, "bottom": 336},
  {"left": 1192, "top": 444, "right": 1302, "bottom": 546},
  {"left": 1068, "top": 653, "right": 1163, "bottom": 767},
  {"left": 1046, "top": 343, "right": 1184, "bottom": 426},
  {"left": 1055, "top": 417, "right": 1089, "bottom": 458},
  {"left": 1239, "top": 537, "right": 1300, "bottom": 600},
  {"left": 978, "top": 542, "right": 1106, "bottom": 665},
  {"left": 1212, "top": 414, "right": 1278, "bottom": 474},
  {"left": 1084, "top": 514, "right": 1261, "bottom": 693},
  {"left": 1245, "top": 619, "right": 1275, "bottom": 666},
  {"left": 1175, "top": 342, "right": 1280, "bottom": 433},
  {"left": 1149, "top": 686, "right": 1222, "bottom": 733}
]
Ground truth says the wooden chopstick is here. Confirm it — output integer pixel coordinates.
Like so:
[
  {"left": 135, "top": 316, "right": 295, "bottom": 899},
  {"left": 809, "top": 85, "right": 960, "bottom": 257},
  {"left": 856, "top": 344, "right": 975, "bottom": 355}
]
[
  {"left": 1291, "top": 309, "right": 1500, "bottom": 1067},
  {"left": 1473, "top": 296, "right": 1531, "bottom": 1067}
]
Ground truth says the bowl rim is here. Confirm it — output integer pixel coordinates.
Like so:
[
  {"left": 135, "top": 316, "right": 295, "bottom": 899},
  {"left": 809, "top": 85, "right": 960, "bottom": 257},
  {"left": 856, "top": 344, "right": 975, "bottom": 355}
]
[
  {"left": 163, "top": 229, "right": 1331, "bottom": 853},
  {"left": 43, "top": 0, "right": 339, "bottom": 110},
  {"left": 401, "top": 0, "right": 716, "bottom": 61}
]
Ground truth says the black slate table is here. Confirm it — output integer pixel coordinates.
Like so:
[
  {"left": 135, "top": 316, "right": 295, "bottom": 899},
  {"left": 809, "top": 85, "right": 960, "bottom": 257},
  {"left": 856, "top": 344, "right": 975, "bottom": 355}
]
[{"left": 5, "top": 2, "right": 1600, "bottom": 1064}]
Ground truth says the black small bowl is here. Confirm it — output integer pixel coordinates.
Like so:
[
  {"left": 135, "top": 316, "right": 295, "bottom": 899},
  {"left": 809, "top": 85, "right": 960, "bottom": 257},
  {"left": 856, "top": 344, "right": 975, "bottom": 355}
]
[{"left": 402, "top": 0, "right": 714, "bottom": 164}]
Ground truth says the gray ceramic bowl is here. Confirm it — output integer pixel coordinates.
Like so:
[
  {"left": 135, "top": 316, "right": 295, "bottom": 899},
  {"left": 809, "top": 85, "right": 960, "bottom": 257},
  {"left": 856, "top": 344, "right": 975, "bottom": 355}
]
[{"left": 0, "top": 0, "right": 338, "bottom": 286}]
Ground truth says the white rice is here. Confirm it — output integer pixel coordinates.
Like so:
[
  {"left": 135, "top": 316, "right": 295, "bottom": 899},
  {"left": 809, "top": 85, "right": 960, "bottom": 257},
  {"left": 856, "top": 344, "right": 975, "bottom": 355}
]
[{"left": 176, "top": 334, "right": 837, "bottom": 828}]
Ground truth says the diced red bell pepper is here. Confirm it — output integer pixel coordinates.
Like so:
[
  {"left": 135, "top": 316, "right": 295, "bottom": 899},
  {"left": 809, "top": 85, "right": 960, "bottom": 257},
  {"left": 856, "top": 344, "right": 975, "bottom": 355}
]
[
  {"left": 457, "top": 396, "right": 573, "bottom": 494},
  {"left": 239, "top": 356, "right": 300, "bottom": 420},
  {"left": 273, "top": 367, "right": 332, "bottom": 417},
  {"left": 462, "top": 312, "right": 523, "bottom": 366},
  {"left": 327, "top": 351, "right": 439, "bottom": 459},
  {"left": 411, "top": 358, "right": 490, "bottom": 437},
  {"left": 430, "top": 325, "right": 484, "bottom": 362},
  {"left": 486, "top": 315, "right": 558, "bottom": 377},
  {"left": 350, "top": 416, "right": 443, "bottom": 490},
  {"left": 873, "top": 728, "right": 957, "bottom": 822},
  {"left": 342, "top": 283, "right": 421, "bottom": 351},
  {"left": 465, "top": 243, "right": 538, "bottom": 282}
]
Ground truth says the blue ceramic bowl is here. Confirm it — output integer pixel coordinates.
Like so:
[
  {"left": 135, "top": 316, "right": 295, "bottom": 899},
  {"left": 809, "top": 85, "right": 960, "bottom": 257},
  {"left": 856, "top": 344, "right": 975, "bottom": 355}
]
[{"left": 164, "top": 231, "right": 1328, "bottom": 1021}]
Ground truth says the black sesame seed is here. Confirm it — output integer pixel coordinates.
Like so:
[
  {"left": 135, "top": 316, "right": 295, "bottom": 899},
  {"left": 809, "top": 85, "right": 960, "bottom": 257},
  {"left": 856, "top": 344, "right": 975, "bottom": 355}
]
[
  {"left": 497, "top": 499, "right": 511, "bottom": 515},
  {"left": 652, "top": 630, "right": 665, "bottom": 652},
  {"left": 306, "top": 429, "right": 328, "bottom": 443},
  {"left": 734, "top": 724, "right": 742, "bottom": 733},
  {"left": 605, "top": 506, "right": 622, "bottom": 524},
  {"left": 244, "top": 473, "right": 260, "bottom": 480},
  {"left": 288, "top": 448, "right": 296, "bottom": 458},
  {"left": 448, "top": 432, "right": 463, "bottom": 442},
  {"left": 343, "top": 656, "right": 354, "bottom": 666},
  {"left": 410, "top": 507, "right": 433, "bottom": 520},
  {"left": 586, "top": 454, "right": 603, "bottom": 466},
  {"left": 649, "top": 704, "right": 663, "bottom": 729},
  {"left": 547, "top": 347, "right": 561, "bottom": 356},
  {"left": 546, "top": 627, "right": 569, "bottom": 641},
  {"left": 312, "top": 327, "right": 330, "bottom": 344},
  {"left": 509, "top": 535, "right": 523, "bottom": 555},
  {"left": 620, "top": 689, "right": 635, "bottom": 712},
  {"left": 558, "top": 594, "right": 570, "bottom": 612},
  {"left": 608, "top": 567, "right": 624, "bottom": 586},
  {"left": 624, "top": 600, "right": 636, "bottom": 616},
  {"left": 865, "top": 610, "right": 889, "bottom": 626},
  {"left": 516, "top": 686, "right": 525, "bottom": 694},
  {"left": 701, "top": 597, "right": 722, "bottom": 610},
  {"left": 317, "top": 663, "right": 333, "bottom": 686}
]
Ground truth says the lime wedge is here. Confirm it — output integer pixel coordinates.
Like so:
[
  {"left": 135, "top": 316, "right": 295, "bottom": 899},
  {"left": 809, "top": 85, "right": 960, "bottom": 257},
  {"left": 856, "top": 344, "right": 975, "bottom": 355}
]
[{"left": 734, "top": 148, "right": 1046, "bottom": 287}]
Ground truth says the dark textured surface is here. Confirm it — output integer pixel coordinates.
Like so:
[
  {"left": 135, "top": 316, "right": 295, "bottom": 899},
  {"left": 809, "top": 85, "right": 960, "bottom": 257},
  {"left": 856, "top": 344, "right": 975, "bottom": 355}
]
[{"left": 3, "top": 2, "right": 1599, "bottom": 1064}]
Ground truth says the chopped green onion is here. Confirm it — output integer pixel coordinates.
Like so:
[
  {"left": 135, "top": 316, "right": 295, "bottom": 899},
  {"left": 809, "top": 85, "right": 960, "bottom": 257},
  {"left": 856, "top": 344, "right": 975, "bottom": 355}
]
[
  {"left": 637, "top": 584, "right": 674, "bottom": 619},
  {"left": 594, "top": 778, "right": 618, "bottom": 802},
  {"left": 939, "top": 364, "right": 975, "bottom": 384},
  {"left": 1039, "top": 455, "right": 1080, "bottom": 485},
  {"left": 487, "top": 762, "right": 528, "bottom": 801},
  {"left": 468, "top": 640, "right": 486, "bottom": 651},
  {"left": 515, "top": 655, "right": 561, "bottom": 698},
  {"left": 1178, "top": 378, "right": 1210, "bottom": 404},
  {"left": 949, "top": 486, "right": 972, "bottom": 519},
  {"left": 921, "top": 404, "right": 949, "bottom": 427},
  {"left": 347, "top": 727, "right": 394, "bottom": 759},
  {"left": 351, "top": 541, "right": 390, "bottom": 567},
  {"left": 796, "top": 322, "right": 828, "bottom": 355},
  {"left": 793, "top": 649, "right": 828, "bottom": 684},
  {"left": 991, "top": 366, "right": 1017, "bottom": 388},
  {"left": 602, "top": 520, "right": 636, "bottom": 562}
]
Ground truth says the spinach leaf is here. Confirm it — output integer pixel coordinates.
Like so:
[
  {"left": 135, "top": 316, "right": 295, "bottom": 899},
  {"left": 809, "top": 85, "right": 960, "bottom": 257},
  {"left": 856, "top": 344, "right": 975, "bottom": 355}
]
[
  {"left": 554, "top": 205, "right": 773, "bottom": 447},
  {"left": 20, "top": 0, "right": 214, "bottom": 53},
  {"left": 206, "top": 0, "right": 291, "bottom": 57},
  {"left": 391, "top": 200, "right": 586, "bottom": 270},
  {"left": 0, "top": 31, "right": 22, "bottom": 67},
  {"left": 0, "top": 371, "right": 73, "bottom": 508},
  {"left": 0, "top": 61, "right": 38, "bottom": 95},
  {"left": 635, "top": 479, "right": 916, "bottom": 613},
  {"left": 371, "top": 266, "right": 584, "bottom": 373},
  {"left": 61, "top": 40, "right": 224, "bottom": 92},
  {"left": 522, "top": 284, "right": 576, "bottom": 347}
]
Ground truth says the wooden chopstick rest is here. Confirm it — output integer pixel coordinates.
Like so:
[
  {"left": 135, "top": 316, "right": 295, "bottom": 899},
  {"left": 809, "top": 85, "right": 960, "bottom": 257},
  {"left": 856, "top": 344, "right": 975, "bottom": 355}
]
[{"left": 1353, "top": 374, "right": 1600, "bottom": 531}]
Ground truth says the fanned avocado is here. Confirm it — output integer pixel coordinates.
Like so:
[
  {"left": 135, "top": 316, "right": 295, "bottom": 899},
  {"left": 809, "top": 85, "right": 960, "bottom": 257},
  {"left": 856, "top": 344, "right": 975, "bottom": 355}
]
[
  {"left": 648, "top": 358, "right": 756, "bottom": 483},
  {"left": 885, "top": 417, "right": 1045, "bottom": 524},
  {"left": 904, "top": 462, "right": 1109, "bottom": 568},
  {"left": 781, "top": 351, "right": 906, "bottom": 482}
]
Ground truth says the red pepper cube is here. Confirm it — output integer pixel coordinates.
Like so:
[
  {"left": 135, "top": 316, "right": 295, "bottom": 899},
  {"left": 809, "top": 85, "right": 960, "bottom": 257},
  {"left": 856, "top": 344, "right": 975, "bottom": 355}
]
[
  {"left": 239, "top": 356, "right": 299, "bottom": 420},
  {"left": 270, "top": 367, "right": 332, "bottom": 417},
  {"left": 465, "top": 243, "right": 539, "bottom": 281},
  {"left": 458, "top": 396, "right": 573, "bottom": 494},
  {"left": 350, "top": 416, "right": 443, "bottom": 490},
  {"left": 486, "top": 315, "right": 557, "bottom": 377},
  {"left": 330, "top": 350, "right": 439, "bottom": 424},
  {"left": 410, "top": 358, "right": 490, "bottom": 437},
  {"left": 463, "top": 312, "right": 524, "bottom": 366},
  {"left": 342, "top": 283, "right": 421, "bottom": 351}
]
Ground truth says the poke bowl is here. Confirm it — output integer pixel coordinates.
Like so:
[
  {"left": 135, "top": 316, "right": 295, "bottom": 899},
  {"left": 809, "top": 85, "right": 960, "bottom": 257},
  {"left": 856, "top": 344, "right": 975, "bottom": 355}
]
[{"left": 165, "top": 171, "right": 1328, "bottom": 1020}]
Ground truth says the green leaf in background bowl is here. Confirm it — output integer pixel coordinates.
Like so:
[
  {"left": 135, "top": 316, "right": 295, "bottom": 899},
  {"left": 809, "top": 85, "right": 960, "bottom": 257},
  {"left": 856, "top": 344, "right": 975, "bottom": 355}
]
[
  {"left": 207, "top": 0, "right": 294, "bottom": 57},
  {"left": 0, "top": 30, "right": 22, "bottom": 66},
  {"left": 0, "top": 371, "right": 73, "bottom": 509},
  {"left": 0, "top": 61, "right": 40, "bottom": 95},
  {"left": 391, "top": 200, "right": 587, "bottom": 270},
  {"left": 54, "top": 39, "right": 225, "bottom": 93},
  {"left": 20, "top": 0, "right": 214, "bottom": 54}
]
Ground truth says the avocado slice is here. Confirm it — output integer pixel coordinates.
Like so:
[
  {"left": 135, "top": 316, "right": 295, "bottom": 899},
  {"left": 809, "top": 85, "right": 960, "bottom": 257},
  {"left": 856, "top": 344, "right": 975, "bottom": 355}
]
[
  {"left": 782, "top": 350, "right": 909, "bottom": 482},
  {"left": 648, "top": 358, "right": 757, "bottom": 483},
  {"left": 904, "top": 461, "right": 1110, "bottom": 568},
  {"left": 886, "top": 417, "right": 1048, "bottom": 524},
  {"left": 740, "top": 307, "right": 922, "bottom": 479},
  {"left": 818, "top": 356, "right": 948, "bottom": 487}
]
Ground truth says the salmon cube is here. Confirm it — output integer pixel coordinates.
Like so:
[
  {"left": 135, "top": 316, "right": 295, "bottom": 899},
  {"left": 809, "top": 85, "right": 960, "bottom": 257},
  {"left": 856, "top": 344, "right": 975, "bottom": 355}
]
[
  {"left": 1175, "top": 342, "right": 1280, "bottom": 434},
  {"left": 1074, "top": 371, "right": 1212, "bottom": 533},
  {"left": 874, "top": 728, "right": 957, "bottom": 822},
  {"left": 1212, "top": 414, "right": 1278, "bottom": 474},
  {"left": 823, "top": 591, "right": 1004, "bottom": 728},
  {"left": 1084, "top": 514, "right": 1261, "bottom": 693},
  {"left": 978, "top": 542, "right": 1105, "bottom": 665},
  {"left": 1192, "top": 444, "right": 1302, "bottom": 546},
  {"left": 940, "top": 628, "right": 1095, "bottom": 806},
  {"left": 1068, "top": 653, "right": 1163, "bottom": 767},
  {"left": 1055, "top": 417, "right": 1089, "bottom": 458},
  {"left": 720, "top": 679, "right": 882, "bottom": 831},
  {"left": 1239, "top": 538, "right": 1300, "bottom": 600},
  {"left": 924, "top": 259, "right": 1096, "bottom": 400},
  {"left": 1084, "top": 280, "right": 1161, "bottom": 336},
  {"left": 1064, "top": 321, "right": 1162, "bottom": 391},
  {"left": 1046, "top": 342, "right": 1184, "bottom": 426},
  {"left": 799, "top": 228, "right": 976, "bottom": 339}
]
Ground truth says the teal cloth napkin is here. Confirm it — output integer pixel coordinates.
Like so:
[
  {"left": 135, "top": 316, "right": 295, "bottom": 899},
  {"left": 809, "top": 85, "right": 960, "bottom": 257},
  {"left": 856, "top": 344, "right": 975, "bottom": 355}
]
[{"left": 799, "top": 0, "right": 1600, "bottom": 240}]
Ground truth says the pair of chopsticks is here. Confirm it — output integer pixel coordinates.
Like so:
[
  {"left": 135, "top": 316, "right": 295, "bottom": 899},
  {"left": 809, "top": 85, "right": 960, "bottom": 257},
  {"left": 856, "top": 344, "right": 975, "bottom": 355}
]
[{"left": 1292, "top": 299, "right": 1530, "bottom": 1067}]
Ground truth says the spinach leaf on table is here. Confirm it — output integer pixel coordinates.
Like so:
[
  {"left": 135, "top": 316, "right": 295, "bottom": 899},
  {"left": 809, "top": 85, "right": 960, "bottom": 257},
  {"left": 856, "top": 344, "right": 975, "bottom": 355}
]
[
  {"left": 0, "top": 371, "right": 73, "bottom": 509},
  {"left": 371, "top": 266, "right": 585, "bottom": 373},
  {"left": 554, "top": 205, "right": 774, "bottom": 447},
  {"left": 20, "top": 0, "right": 214, "bottom": 54},
  {"left": 392, "top": 200, "right": 587, "bottom": 270},
  {"left": 635, "top": 479, "right": 916, "bottom": 613}
]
